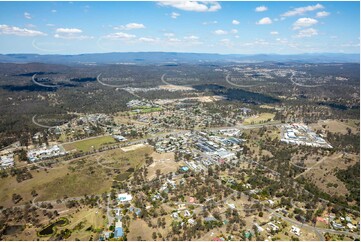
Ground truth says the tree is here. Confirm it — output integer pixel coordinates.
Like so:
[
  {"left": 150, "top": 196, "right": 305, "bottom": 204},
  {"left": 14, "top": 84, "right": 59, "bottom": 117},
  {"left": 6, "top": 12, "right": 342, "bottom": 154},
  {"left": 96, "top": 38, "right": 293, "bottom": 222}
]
[
  {"left": 31, "top": 189, "right": 38, "bottom": 197},
  {"left": 156, "top": 169, "right": 161, "bottom": 179},
  {"left": 152, "top": 231, "right": 157, "bottom": 240}
]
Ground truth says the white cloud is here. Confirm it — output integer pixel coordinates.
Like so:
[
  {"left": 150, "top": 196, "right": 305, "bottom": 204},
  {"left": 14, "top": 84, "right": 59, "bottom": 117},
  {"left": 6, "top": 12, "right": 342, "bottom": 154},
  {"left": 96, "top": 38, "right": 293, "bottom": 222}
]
[
  {"left": 281, "top": 3, "right": 324, "bottom": 17},
  {"left": 54, "top": 28, "right": 92, "bottom": 40},
  {"left": 256, "top": 17, "right": 272, "bottom": 25},
  {"left": 232, "top": 20, "right": 240, "bottom": 25},
  {"left": 51, "top": 9, "right": 57, "bottom": 13},
  {"left": 0, "top": 24, "right": 46, "bottom": 36},
  {"left": 316, "top": 11, "right": 330, "bottom": 18},
  {"left": 213, "top": 29, "right": 228, "bottom": 35},
  {"left": 104, "top": 32, "right": 136, "bottom": 40},
  {"left": 157, "top": 1, "right": 221, "bottom": 12},
  {"left": 270, "top": 31, "right": 279, "bottom": 35},
  {"left": 114, "top": 23, "right": 145, "bottom": 31},
  {"left": 54, "top": 34, "right": 92, "bottom": 40},
  {"left": 230, "top": 29, "right": 238, "bottom": 34},
  {"left": 255, "top": 6, "right": 268, "bottom": 12},
  {"left": 55, "top": 28, "right": 82, "bottom": 34},
  {"left": 293, "top": 18, "right": 318, "bottom": 30},
  {"left": 170, "top": 12, "right": 180, "bottom": 19},
  {"left": 138, "top": 37, "right": 157, "bottom": 42},
  {"left": 26, "top": 24, "right": 36, "bottom": 28},
  {"left": 46, "top": 24, "right": 55, "bottom": 27},
  {"left": 164, "top": 33, "right": 175, "bottom": 37},
  {"left": 167, "top": 37, "right": 181, "bottom": 42},
  {"left": 296, "top": 28, "right": 318, "bottom": 38},
  {"left": 184, "top": 35, "right": 199, "bottom": 40},
  {"left": 202, "top": 20, "right": 218, "bottom": 25},
  {"left": 24, "top": 12, "right": 32, "bottom": 19}
]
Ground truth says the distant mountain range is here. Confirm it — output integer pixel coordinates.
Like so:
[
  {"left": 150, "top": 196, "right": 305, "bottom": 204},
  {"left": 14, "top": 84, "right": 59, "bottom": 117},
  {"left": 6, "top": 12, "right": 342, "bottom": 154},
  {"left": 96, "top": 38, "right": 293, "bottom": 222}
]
[{"left": 0, "top": 52, "right": 359, "bottom": 64}]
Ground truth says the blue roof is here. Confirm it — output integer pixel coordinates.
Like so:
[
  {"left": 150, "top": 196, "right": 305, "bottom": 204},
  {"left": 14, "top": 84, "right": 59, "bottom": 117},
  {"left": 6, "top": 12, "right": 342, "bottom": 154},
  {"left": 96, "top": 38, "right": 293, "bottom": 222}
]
[
  {"left": 135, "top": 208, "right": 141, "bottom": 215},
  {"left": 114, "top": 227, "right": 124, "bottom": 238},
  {"left": 181, "top": 166, "right": 189, "bottom": 171}
]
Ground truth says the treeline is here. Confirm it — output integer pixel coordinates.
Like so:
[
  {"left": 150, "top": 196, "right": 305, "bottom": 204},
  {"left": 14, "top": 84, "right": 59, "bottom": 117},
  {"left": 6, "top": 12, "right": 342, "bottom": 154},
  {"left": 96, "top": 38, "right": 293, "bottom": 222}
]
[{"left": 336, "top": 162, "right": 360, "bottom": 205}]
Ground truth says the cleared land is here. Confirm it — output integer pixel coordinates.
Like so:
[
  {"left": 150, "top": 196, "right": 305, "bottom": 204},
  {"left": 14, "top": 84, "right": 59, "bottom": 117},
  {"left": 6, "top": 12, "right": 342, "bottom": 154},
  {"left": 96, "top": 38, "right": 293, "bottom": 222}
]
[
  {"left": 147, "top": 152, "right": 183, "bottom": 180},
  {"left": 0, "top": 146, "right": 153, "bottom": 207},
  {"left": 121, "top": 143, "right": 146, "bottom": 152},
  {"left": 130, "top": 107, "right": 163, "bottom": 114},
  {"left": 63, "top": 135, "right": 116, "bottom": 152},
  {"left": 243, "top": 113, "right": 275, "bottom": 125},
  {"left": 296, "top": 152, "right": 358, "bottom": 196},
  {"left": 310, "top": 119, "right": 359, "bottom": 135},
  {"left": 159, "top": 85, "right": 194, "bottom": 91}
]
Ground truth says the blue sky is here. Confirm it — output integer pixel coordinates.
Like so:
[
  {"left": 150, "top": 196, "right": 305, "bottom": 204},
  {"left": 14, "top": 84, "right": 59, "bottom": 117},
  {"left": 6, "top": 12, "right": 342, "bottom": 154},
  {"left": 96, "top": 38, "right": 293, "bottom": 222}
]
[{"left": 0, "top": 1, "right": 359, "bottom": 54}]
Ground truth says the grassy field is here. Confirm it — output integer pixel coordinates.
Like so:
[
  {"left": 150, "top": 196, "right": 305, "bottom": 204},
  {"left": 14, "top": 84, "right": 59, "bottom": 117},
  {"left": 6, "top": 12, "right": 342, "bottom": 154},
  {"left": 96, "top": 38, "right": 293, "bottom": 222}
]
[
  {"left": 310, "top": 119, "right": 360, "bottom": 135},
  {"left": 66, "top": 208, "right": 105, "bottom": 241},
  {"left": 130, "top": 107, "right": 162, "bottom": 114},
  {"left": 63, "top": 135, "right": 116, "bottom": 152},
  {"left": 243, "top": 113, "right": 275, "bottom": 125},
  {"left": 298, "top": 152, "right": 358, "bottom": 197},
  {"left": 0, "top": 146, "right": 153, "bottom": 207}
]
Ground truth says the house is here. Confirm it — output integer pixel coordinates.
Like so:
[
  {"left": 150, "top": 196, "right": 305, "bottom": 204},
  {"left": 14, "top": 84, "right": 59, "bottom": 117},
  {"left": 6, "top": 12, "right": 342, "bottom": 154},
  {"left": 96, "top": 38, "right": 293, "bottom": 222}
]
[
  {"left": 227, "top": 203, "right": 236, "bottom": 210},
  {"left": 243, "top": 231, "right": 253, "bottom": 240},
  {"left": 171, "top": 212, "right": 179, "bottom": 219},
  {"left": 129, "top": 207, "right": 142, "bottom": 216},
  {"left": 205, "top": 217, "right": 217, "bottom": 222},
  {"left": 290, "top": 226, "right": 301, "bottom": 236},
  {"left": 267, "top": 200, "right": 275, "bottom": 206},
  {"left": 118, "top": 193, "right": 133, "bottom": 203},
  {"left": 281, "top": 209, "right": 289, "bottom": 216},
  {"left": 254, "top": 223, "right": 264, "bottom": 233},
  {"left": 188, "top": 219, "right": 195, "bottom": 225},
  {"left": 184, "top": 210, "right": 191, "bottom": 217},
  {"left": 316, "top": 217, "right": 328, "bottom": 224},
  {"left": 178, "top": 204, "right": 186, "bottom": 210},
  {"left": 332, "top": 221, "right": 344, "bottom": 229},
  {"left": 327, "top": 213, "right": 336, "bottom": 221},
  {"left": 102, "top": 231, "right": 111, "bottom": 240},
  {"left": 152, "top": 193, "right": 162, "bottom": 201},
  {"left": 347, "top": 223, "right": 356, "bottom": 231},
  {"left": 180, "top": 166, "right": 189, "bottom": 172},
  {"left": 113, "top": 135, "right": 127, "bottom": 142},
  {"left": 268, "top": 222, "right": 279, "bottom": 231}
]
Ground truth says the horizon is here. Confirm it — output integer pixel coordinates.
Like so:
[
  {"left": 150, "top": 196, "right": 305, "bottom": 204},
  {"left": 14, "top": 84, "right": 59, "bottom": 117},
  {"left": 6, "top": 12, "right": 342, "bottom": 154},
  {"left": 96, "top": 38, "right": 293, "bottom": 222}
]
[
  {"left": 1, "top": 51, "right": 360, "bottom": 56},
  {"left": 0, "top": 1, "right": 360, "bottom": 55}
]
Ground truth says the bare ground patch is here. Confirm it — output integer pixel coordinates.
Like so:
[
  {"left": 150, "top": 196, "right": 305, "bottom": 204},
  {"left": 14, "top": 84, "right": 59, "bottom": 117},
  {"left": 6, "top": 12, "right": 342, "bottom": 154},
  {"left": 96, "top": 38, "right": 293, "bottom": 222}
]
[{"left": 147, "top": 152, "right": 184, "bottom": 180}]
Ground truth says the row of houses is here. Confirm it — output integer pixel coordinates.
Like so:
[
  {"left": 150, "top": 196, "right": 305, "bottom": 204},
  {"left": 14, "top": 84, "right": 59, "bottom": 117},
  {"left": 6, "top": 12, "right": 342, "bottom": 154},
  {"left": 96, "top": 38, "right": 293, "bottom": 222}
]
[{"left": 0, "top": 154, "right": 14, "bottom": 168}]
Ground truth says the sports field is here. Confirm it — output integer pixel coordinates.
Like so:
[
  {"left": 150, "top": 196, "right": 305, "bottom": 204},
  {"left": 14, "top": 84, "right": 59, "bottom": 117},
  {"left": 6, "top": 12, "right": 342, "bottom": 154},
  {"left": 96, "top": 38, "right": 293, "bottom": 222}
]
[{"left": 63, "top": 135, "right": 116, "bottom": 152}]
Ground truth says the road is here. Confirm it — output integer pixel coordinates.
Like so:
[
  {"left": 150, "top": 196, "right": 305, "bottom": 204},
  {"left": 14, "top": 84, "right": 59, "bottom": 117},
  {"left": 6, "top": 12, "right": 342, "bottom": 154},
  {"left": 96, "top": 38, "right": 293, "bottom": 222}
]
[
  {"left": 5, "top": 120, "right": 360, "bottom": 239},
  {"left": 289, "top": 71, "right": 323, "bottom": 88}
]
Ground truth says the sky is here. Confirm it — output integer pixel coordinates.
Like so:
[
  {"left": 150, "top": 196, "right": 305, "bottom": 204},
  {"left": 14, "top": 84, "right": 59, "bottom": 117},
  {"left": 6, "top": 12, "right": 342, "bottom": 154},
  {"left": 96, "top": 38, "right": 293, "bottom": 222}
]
[{"left": 0, "top": 1, "right": 359, "bottom": 55}]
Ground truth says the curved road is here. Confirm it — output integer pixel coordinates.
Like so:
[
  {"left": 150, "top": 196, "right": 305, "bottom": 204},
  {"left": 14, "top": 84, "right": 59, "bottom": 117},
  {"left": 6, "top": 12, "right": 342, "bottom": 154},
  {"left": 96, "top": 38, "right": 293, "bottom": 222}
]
[
  {"left": 225, "top": 73, "right": 259, "bottom": 88},
  {"left": 32, "top": 74, "right": 59, "bottom": 88}
]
